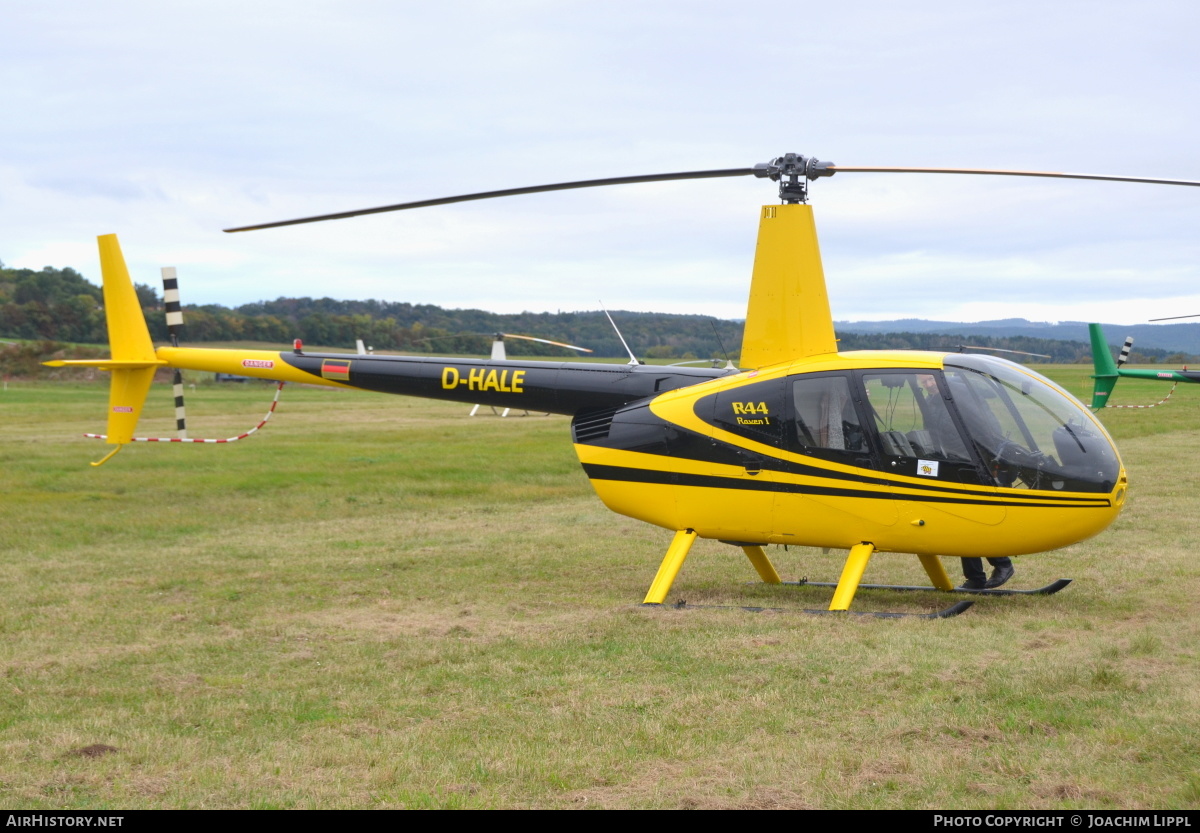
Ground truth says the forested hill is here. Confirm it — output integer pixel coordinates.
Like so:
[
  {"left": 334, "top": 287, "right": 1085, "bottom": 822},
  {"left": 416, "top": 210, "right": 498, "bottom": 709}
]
[
  {"left": 1, "top": 262, "right": 1194, "bottom": 363},
  {"left": 838, "top": 318, "right": 1200, "bottom": 356}
]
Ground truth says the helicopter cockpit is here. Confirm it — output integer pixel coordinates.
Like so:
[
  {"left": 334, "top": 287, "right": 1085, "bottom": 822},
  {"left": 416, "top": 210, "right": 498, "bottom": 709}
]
[
  {"left": 942, "top": 355, "right": 1119, "bottom": 492},
  {"left": 699, "top": 353, "right": 1120, "bottom": 496},
  {"left": 860, "top": 355, "right": 1121, "bottom": 493}
]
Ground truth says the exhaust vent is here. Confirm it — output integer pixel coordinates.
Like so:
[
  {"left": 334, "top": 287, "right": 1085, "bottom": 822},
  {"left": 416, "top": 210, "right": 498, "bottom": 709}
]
[{"left": 572, "top": 407, "right": 619, "bottom": 443}]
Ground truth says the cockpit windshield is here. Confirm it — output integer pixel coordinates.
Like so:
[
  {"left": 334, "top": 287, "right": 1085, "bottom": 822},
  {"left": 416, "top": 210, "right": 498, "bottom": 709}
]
[{"left": 942, "top": 355, "right": 1120, "bottom": 493}]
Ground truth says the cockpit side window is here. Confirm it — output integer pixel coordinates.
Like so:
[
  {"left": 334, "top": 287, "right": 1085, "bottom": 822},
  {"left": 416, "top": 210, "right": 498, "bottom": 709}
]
[
  {"left": 861, "top": 371, "right": 987, "bottom": 484},
  {"left": 792, "top": 375, "right": 862, "bottom": 450},
  {"left": 787, "top": 374, "right": 874, "bottom": 468}
]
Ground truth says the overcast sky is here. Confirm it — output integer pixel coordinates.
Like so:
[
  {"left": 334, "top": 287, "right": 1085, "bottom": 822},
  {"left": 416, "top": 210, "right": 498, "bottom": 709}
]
[{"left": 4, "top": 0, "right": 1199, "bottom": 326}]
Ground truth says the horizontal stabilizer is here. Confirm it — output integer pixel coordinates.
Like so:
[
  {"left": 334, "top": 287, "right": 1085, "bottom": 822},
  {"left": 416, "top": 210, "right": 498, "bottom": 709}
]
[{"left": 44, "top": 359, "right": 166, "bottom": 370}]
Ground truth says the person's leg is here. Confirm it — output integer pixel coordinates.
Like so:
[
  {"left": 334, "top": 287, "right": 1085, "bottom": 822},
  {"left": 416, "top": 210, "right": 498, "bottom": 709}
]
[
  {"left": 984, "top": 557, "right": 1014, "bottom": 588},
  {"left": 959, "top": 557, "right": 987, "bottom": 589}
]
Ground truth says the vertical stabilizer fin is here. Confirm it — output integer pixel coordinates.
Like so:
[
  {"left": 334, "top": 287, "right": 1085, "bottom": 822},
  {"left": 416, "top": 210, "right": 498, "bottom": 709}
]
[
  {"left": 100, "top": 235, "right": 156, "bottom": 363},
  {"left": 740, "top": 204, "right": 837, "bottom": 369},
  {"left": 1089, "top": 323, "right": 1120, "bottom": 410},
  {"left": 98, "top": 235, "right": 160, "bottom": 446}
]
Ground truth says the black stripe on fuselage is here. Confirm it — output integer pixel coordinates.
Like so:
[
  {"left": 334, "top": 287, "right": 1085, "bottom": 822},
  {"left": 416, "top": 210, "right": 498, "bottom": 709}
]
[
  {"left": 581, "top": 414, "right": 1108, "bottom": 506},
  {"left": 580, "top": 464, "right": 1112, "bottom": 509}
]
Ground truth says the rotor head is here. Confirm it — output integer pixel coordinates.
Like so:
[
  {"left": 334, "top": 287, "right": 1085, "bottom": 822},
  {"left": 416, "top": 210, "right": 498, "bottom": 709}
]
[{"left": 751, "top": 154, "right": 837, "bottom": 204}]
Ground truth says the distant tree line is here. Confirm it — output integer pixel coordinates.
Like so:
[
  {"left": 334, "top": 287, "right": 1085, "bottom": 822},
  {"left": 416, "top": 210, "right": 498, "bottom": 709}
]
[
  {"left": 0, "top": 263, "right": 107, "bottom": 343},
  {"left": 832, "top": 331, "right": 1186, "bottom": 365},
  {"left": 2, "top": 260, "right": 1192, "bottom": 365},
  {"left": 0, "top": 262, "right": 743, "bottom": 358}
]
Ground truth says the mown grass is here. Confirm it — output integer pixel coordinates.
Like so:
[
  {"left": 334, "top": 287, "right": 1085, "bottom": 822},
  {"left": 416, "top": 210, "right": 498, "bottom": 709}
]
[{"left": 0, "top": 367, "right": 1197, "bottom": 809}]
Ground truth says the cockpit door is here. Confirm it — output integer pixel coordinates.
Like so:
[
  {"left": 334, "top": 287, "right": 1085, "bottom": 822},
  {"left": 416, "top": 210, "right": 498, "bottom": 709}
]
[
  {"left": 773, "top": 372, "right": 898, "bottom": 545},
  {"left": 860, "top": 370, "right": 1006, "bottom": 527}
]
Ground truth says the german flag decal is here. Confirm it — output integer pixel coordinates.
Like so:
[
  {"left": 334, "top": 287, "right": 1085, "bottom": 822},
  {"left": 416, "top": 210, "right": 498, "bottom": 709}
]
[{"left": 321, "top": 359, "right": 352, "bottom": 381}]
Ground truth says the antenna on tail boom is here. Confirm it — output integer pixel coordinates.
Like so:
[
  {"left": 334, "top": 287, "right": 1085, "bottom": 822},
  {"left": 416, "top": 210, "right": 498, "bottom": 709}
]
[{"left": 600, "top": 304, "right": 642, "bottom": 367}]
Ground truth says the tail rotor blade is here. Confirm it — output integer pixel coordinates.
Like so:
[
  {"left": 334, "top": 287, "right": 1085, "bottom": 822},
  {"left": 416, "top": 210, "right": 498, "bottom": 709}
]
[
  {"left": 162, "top": 267, "right": 188, "bottom": 438},
  {"left": 162, "top": 267, "right": 184, "bottom": 346},
  {"left": 1117, "top": 337, "right": 1134, "bottom": 368}
]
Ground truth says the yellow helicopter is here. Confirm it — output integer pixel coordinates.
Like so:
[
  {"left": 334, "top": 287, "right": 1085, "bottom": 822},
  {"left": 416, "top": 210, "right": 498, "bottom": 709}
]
[{"left": 49, "top": 154, "right": 1200, "bottom": 617}]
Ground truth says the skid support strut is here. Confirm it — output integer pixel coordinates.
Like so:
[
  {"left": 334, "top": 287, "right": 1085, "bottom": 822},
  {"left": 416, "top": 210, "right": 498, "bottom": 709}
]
[
  {"left": 917, "top": 553, "right": 955, "bottom": 591},
  {"left": 643, "top": 529, "right": 697, "bottom": 605},
  {"left": 829, "top": 542, "right": 876, "bottom": 611},
  {"left": 742, "top": 545, "right": 782, "bottom": 584}
]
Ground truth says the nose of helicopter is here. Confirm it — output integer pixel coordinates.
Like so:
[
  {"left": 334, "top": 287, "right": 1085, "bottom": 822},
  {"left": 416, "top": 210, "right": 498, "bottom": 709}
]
[{"left": 938, "top": 353, "right": 1126, "bottom": 552}]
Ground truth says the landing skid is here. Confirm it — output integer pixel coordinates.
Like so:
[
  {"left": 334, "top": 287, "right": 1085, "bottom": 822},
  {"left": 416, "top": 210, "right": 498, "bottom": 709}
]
[
  {"left": 642, "top": 533, "right": 1065, "bottom": 619},
  {"left": 644, "top": 599, "right": 975, "bottom": 619},
  {"left": 784, "top": 578, "right": 1073, "bottom": 597}
]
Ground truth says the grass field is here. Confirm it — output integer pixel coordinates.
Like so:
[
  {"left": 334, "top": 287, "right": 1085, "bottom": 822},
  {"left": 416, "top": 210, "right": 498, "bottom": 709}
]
[{"left": 0, "top": 366, "right": 1197, "bottom": 809}]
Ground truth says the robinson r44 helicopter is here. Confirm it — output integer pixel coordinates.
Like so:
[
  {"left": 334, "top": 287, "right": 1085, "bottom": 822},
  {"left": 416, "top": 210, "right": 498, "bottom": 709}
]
[{"left": 50, "top": 154, "right": 1200, "bottom": 617}]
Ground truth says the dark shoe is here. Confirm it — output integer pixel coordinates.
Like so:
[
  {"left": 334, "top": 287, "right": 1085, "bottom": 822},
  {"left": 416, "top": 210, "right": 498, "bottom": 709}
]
[
  {"left": 958, "top": 578, "right": 987, "bottom": 590},
  {"left": 985, "top": 564, "right": 1014, "bottom": 589}
]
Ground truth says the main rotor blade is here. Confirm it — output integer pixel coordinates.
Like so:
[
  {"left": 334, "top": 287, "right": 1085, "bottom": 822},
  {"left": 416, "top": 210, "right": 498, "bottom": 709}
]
[
  {"left": 1149, "top": 313, "right": 1200, "bottom": 321},
  {"left": 225, "top": 158, "right": 1200, "bottom": 233},
  {"left": 501, "top": 333, "right": 593, "bottom": 353},
  {"left": 958, "top": 344, "right": 1052, "bottom": 358},
  {"left": 827, "top": 166, "right": 1200, "bottom": 188},
  {"left": 223, "top": 168, "right": 755, "bottom": 232}
]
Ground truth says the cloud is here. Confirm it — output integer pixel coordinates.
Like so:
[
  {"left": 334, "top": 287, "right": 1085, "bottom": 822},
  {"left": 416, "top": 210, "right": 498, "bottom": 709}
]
[{"left": 3, "top": 1, "right": 1200, "bottom": 324}]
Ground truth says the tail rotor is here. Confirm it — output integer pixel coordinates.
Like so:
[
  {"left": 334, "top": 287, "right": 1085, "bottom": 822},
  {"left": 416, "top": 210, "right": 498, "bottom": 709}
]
[
  {"left": 1117, "top": 336, "right": 1134, "bottom": 368},
  {"left": 162, "top": 267, "right": 188, "bottom": 439}
]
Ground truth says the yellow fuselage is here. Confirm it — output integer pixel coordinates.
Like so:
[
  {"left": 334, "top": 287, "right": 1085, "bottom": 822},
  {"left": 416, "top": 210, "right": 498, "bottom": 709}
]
[{"left": 575, "top": 350, "right": 1126, "bottom": 558}]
